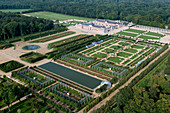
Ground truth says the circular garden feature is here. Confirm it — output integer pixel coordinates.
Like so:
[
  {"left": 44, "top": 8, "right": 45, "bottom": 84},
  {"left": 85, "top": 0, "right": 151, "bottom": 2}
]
[{"left": 22, "top": 45, "right": 40, "bottom": 50}]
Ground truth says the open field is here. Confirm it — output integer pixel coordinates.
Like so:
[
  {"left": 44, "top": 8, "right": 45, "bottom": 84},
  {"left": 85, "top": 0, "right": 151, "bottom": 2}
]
[
  {"left": 125, "top": 29, "right": 145, "bottom": 34},
  {"left": 0, "top": 9, "right": 31, "bottom": 13},
  {"left": 25, "top": 11, "right": 94, "bottom": 21},
  {"left": 39, "top": 62, "right": 102, "bottom": 89},
  {"left": 145, "top": 32, "right": 164, "bottom": 37},
  {"left": 138, "top": 35, "right": 159, "bottom": 40},
  {"left": 117, "top": 32, "right": 138, "bottom": 37}
]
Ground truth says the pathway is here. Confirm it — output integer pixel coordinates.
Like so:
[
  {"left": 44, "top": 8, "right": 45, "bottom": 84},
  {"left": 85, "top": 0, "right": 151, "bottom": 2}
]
[{"left": 78, "top": 48, "right": 169, "bottom": 113}]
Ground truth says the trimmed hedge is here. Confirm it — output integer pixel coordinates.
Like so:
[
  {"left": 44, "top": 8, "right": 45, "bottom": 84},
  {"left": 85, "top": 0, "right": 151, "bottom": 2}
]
[
  {"left": 21, "top": 27, "right": 68, "bottom": 41},
  {"left": 20, "top": 52, "right": 45, "bottom": 63},
  {"left": 0, "top": 60, "right": 24, "bottom": 72}
]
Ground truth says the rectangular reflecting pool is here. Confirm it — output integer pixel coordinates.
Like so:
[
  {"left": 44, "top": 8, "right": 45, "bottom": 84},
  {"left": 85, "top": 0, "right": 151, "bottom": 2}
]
[{"left": 39, "top": 62, "right": 102, "bottom": 89}]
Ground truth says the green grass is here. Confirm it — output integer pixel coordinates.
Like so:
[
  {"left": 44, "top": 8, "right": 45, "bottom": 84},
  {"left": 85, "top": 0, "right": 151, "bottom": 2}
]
[
  {"left": 107, "top": 57, "right": 124, "bottom": 64},
  {"left": 118, "top": 42, "right": 130, "bottom": 46},
  {"left": 117, "top": 52, "right": 132, "bottom": 58},
  {"left": 102, "top": 48, "right": 116, "bottom": 53},
  {"left": 125, "top": 29, "right": 145, "bottom": 34},
  {"left": 25, "top": 11, "right": 94, "bottom": 21},
  {"left": 138, "top": 35, "right": 159, "bottom": 40},
  {"left": 131, "top": 45, "right": 144, "bottom": 49},
  {"left": 92, "top": 52, "right": 107, "bottom": 58},
  {"left": 117, "top": 32, "right": 138, "bottom": 37},
  {"left": 110, "top": 45, "right": 122, "bottom": 49},
  {"left": 124, "top": 48, "right": 138, "bottom": 53},
  {"left": 122, "top": 59, "right": 131, "bottom": 65},
  {"left": 0, "top": 9, "right": 31, "bottom": 13},
  {"left": 145, "top": 32, "right": 164, "bottom": 37},
  {"left": 0, "top": 60, "right": 24, "bottom": 73}
]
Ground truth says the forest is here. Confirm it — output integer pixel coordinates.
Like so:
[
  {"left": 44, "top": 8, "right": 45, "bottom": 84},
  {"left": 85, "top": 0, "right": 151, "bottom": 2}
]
[
  {"left": 0, "top": 12, "right": 54, "bottom": 40},
  {"left": 0, "top": 0, "right": 170, "bottom": 29}
]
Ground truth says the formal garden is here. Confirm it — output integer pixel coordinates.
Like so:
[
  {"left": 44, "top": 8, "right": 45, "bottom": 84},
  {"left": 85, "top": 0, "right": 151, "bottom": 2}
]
[
  {"left": 46, "top": 83, "right": 93, "bottom": 110},
  {"left": 12, "top": 68, "right": 55, "bottom": 90},
  {"left": 117, "top": 28, "right": 165, "bottom": 40},
  {"left": 20, "top": 52, "right": 45, "bottom": 63},
  {"left": 0, "top": 60, "right": 24, "bottom": 72}
]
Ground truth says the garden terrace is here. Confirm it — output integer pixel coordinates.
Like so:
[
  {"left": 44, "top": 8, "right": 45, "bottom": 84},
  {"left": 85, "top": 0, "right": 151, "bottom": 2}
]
[
  {"left": 107, "top": 57, "right": 124, "bottom": 64},
  {"left": 92, "top": 62, "right": 128, "bottom": 77},
  {"left": 38, "top": 62, "right": 102, "bottom": 90},
  {"left": 145, "top": 32, "right": 164, "bottom": 37},
  {"left": 48, "top": 34, "right": 88, "bottom": 49},
  {"left": 117, "top": 52, "right": 132, "bottom": 58},
  {"left": 47, "top": 83, "right": 92, "bottom": 105},
  {"left": 30, "top": 31, "right": 75, "bottom": 43},
  {"left": 20, "top": 52, "right": 45, "bottom": 63},
  {"left": 124, "top": 29, "right": 145, "bottom": 34},
  {"left": 138, "top": 35, "right": 159, "bottom": 40},
  {"left": 0, "top": 60, "right": 24, "bottom": 73},
  {"left": 128, "top": 56, "right": 145, "bottom": 67},
  {"left": 33, "top": 66, "right": 94, "bottom": 94},
  {"left": 61, "top": 53, "right": 94, "bottom": 66},
  {"left": 16, "top": 69, "right": 55, "bottom": 86},
  {"left": 117, "top": 32, "right": 138, "bottom": 37}
]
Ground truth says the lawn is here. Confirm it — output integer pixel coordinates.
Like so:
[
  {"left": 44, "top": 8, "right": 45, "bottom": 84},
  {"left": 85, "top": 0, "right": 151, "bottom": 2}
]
[
  {"left": 117, "top": 32, "right": 138, "bottom": 37},
  {"left": 145, "top": 32, "right": 164, "bottom": 37},
  {"left": 117, "top": 52, "right": 132, "bottom": 58},
  {"left": 25, "top": 11, "right": 94, "bottom": 21},
  {"left": 131, "top": 45, "right": 144, "bottom": 49},
  {"left": 30, "top": 31, "right": 75, "bottom": 43},
  {"left": 107, "top": 57, "right": 124, "bottom": 64},
  {"left": 110, "top": 45, "right": 122, "bottom": 49},
  {"left": 118, "top": 42, "right": 131, "bottom": 46},
  {"left": 125, "top": 29, "right": 145, "bottom": 34},
  {"left": 138, "top": 35, "right": 159, "bottom": 40},
  {"left": 0, "top": 60, "right": 24, "bottom": 72},
  {"left": 0, "top": 9, "right": 31, "bottom": 13},
  {"left": 102, "top": 48, "right": 116, "bottom": 53},
  {"left": 92, "top": 52, "right": 107, "bottom": 58},
  {"left": 124, "top": 48, "right": 138, "bottom": 53}
]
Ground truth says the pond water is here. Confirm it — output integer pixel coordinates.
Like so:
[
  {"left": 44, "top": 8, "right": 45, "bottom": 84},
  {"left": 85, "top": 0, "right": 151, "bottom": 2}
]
[{"left": 23, "top": 45, "right": 40, "bottom": 50}]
